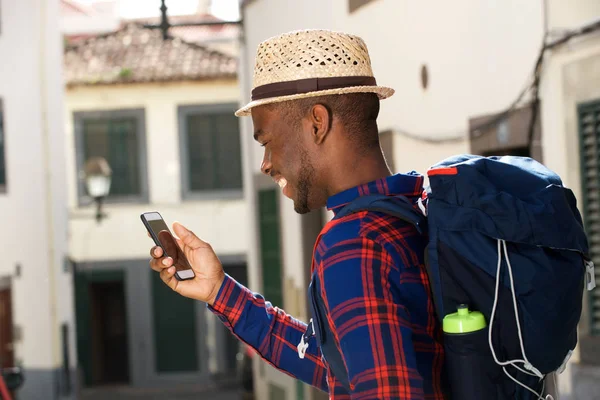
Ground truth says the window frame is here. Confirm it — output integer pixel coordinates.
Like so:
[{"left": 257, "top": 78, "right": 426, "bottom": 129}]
[
  {"left": 73, "top": 108, "right": 149, "bottom": 206},
  {"left": 0, "top": 98, "right": 6, "bottom": 193},
  {"left": 177, "top": 103, "right": 243, "bottom": 201}
]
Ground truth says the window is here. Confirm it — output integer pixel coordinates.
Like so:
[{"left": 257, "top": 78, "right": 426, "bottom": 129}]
[
  {"left": 0, "top": 99, "right": 6, "bottom": 192},
  {"left": 178, "top": 104, "right": 243, "bottom": 199},
  {"left": 73, "top": 109, "right": 147, "bottom": 204}
]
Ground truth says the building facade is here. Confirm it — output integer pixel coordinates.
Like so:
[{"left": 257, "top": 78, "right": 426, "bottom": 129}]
[
  {"left": 63, "top": 21, "right": 247, "bottom": 390},
  {"left": 238, "top": 1, "right": 600, "bottom": 399},
  {"left": 0, "top": 0, "right": 76, "bottom": 399}
]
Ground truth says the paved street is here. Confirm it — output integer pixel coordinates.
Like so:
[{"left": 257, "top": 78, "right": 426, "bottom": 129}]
[{"left": 80, "top": 383, "right": 247, "bottom": 400}]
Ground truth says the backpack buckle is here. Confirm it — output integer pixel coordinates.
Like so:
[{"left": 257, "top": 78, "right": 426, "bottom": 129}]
[
  {"left": 586, "top": 260, "right": 596, "bottom": 291},
  {"left": 297, "top": 319, "right": 315, "bottom": 359}
]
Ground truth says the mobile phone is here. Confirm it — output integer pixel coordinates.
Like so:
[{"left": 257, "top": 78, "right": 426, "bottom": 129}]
[{"left": 141, "top": 211, "right": 195, "bottom": 281}]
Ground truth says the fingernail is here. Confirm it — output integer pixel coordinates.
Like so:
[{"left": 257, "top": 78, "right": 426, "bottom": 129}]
[
  {"left": 168, "top": 267, "right": 175, "bottom": 274},
  {"left": 154, "top": 248, "right": 160, "bottom": 256},
  {"left": 162, "top": 258, "right": 170, "bottom": 266}
]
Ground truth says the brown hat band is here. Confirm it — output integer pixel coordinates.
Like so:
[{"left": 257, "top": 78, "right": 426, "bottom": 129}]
[{"left": 251, "top": 75, "right": 377, "bottom": 101}]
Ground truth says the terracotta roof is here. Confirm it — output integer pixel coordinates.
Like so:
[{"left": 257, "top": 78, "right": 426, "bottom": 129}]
[{"left": 64, "top": 22, "right": 237, "bottom": 87}]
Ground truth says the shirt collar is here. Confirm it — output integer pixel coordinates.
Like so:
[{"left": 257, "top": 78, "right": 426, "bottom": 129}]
[{"left": 326, "top": 172, "right": 424, "bottom": 214}]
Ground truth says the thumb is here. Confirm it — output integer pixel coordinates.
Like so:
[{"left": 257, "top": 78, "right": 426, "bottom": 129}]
[{"left": 172, "top": 222, "right": 209, "bottom": 250}]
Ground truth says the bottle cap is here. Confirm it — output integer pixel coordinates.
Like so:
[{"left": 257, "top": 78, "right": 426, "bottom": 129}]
[{"left": 443, "top": 304, "right": 487, "bottom": 333}]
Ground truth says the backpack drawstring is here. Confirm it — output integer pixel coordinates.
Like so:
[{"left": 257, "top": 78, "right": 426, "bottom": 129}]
[{"left": 489, "top": 239, "right": 553, "bottom": 400}]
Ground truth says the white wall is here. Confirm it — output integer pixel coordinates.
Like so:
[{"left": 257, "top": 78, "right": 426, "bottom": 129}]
[
  {"left": 334, "top": 0, "right": 545, "bottom": 174},
  {"left": 65, "top": 81, "right": 248, "bottom": 261},
  {"left": 243, "top": 0, "right": 545, "bottom": 176},
  {"left": 0, "top": 0, "right": 73, "bottom": 383}
]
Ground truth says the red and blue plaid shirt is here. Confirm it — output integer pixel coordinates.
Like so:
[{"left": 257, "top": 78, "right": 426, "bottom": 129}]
[{"left": 209, "top": 173, "right": 446, "bottom": 399}]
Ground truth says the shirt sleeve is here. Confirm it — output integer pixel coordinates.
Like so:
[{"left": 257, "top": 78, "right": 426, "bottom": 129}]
[
  {"left": 316, "top": 236, "right": 426, "bottom": 399},
  {"left": 207, "top": 274, "right": 329, "bottom": 392}
]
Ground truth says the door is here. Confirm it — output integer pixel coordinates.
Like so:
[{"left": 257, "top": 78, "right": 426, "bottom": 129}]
[
  {"left": 74, "top": 269, "right": 130, "bottom": 386},
  {"left": 0, "top": 287, "right": 13, "bottom": 368},
  {"left": 151, "top": 271, "right": 198, "bottom": 373},
  {"left": 222, "top": 263, "right": 249, "bottom": 373}
]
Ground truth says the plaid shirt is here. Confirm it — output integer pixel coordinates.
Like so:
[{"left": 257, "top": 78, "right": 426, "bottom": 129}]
[{"left": 209, "top": 173, "right": 446, "bottom": 399}]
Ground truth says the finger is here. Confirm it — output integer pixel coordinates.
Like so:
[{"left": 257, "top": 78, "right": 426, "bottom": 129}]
[
  {"left": 149, "top": 256, "right": 172, "bottom": 272},
  {"left": 150, "top": 246, "right": 163, "bottom": 258},
  {"left": 173, "top": 222, "right": 210, "bottom": 251},
  {"left": 160, "top": 266, "right": 179, "bottom": 292}
]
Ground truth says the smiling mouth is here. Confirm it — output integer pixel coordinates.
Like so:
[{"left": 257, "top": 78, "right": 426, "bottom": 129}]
[{"left": 276, "top": 177, "right": 287, "bottom": 189}]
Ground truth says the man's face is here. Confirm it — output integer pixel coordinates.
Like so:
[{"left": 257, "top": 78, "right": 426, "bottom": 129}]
[{"left": 251, "top": 104, "right": 319, "bottom": 214}]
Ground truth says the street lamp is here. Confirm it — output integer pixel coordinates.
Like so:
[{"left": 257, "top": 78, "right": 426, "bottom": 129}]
[{"left": 83, "top": 157, "right": 112, "bottom": 224}]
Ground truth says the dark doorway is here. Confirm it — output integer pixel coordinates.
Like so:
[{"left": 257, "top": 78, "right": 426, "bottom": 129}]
[
  {"left": 222, "top": 263, "right": 249, "bottom": 373},
  {"left": 0, "top": 287, "right": 14, "bottom": 368},
  {"left": 89, "top": 280, "right": 130, "bottom": 385}
]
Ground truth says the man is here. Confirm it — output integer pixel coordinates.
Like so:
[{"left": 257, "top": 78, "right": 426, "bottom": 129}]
[{"left": 150, "top": 29, "right": 446, "bottom": 399}]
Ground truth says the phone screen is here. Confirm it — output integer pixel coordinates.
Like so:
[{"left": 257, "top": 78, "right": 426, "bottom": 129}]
[{"left": 143, "top": 212, "right": 195, "bottom": 280}]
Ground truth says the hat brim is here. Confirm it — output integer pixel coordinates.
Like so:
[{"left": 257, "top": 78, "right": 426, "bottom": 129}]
[{"left": 235, "top": 85, "right": 394, "bottom": 117}]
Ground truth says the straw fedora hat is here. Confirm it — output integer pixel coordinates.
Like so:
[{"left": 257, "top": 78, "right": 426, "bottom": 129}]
[{"left": 235, "top": 29, "right": 395, "bottom": 117}]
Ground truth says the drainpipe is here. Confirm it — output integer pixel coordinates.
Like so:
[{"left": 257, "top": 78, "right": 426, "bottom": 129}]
[{"left": 39, "top": 0, "right": 60, "bottom": 387}]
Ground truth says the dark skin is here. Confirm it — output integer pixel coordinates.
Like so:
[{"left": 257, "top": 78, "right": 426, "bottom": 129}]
[
  {"left": 149, "top": 97, "right": 391, "bottom": 304},
  {"left": 252, "top": 101, "right": 392, "bottom": 214}
]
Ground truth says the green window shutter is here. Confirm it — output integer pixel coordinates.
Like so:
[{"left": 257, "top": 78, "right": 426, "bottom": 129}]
[
  {"left": 185, "top": 110, "right": 242, "bottom": 192},
  {"left": 259, "top": 189, "right": 283, "bottom": 308},
  {"left": 578, "top": 100, "right": 600, "bottom": 336},
  {"left": 82, "top": 117, "right": 140, "bottom": 197},
  {"left": 0, "top": 103, "right": 5, "bottom": 187}
]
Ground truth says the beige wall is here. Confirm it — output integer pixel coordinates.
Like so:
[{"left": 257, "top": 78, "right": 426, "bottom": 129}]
[
  {"left": 0, "top": 0, "right": 73, "bottom": 378},
  {"left": 65, "top": 81, "right": 248, "bottom": 261}
]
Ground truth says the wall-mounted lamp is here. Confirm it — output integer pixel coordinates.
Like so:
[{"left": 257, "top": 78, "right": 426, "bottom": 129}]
[{"left": 83, "top": 157, "right": 112, "bottom": 224}]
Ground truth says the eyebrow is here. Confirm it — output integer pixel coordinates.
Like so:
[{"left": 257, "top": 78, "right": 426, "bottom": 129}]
[{"left": 253, "top": 129, "right": 265, "bottom": 141}]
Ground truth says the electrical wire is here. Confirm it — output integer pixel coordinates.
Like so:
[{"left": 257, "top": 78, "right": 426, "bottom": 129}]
[{"left": 390, "top": 17, "right": 600, "bottom": 146}]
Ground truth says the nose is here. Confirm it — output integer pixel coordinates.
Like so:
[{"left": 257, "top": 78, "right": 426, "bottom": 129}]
[{"left": 261, "top": 151, "right": 272, "bottom": 176}]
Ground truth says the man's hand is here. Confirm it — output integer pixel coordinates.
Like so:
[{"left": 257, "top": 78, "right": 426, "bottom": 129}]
[{"left": 149, "top": 222, "right": 225, "bottom": 306}]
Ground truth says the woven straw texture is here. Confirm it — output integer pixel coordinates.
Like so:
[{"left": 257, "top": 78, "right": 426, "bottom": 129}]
[{"left": 236, "top": 29, "right": 394, "bottom": 116}]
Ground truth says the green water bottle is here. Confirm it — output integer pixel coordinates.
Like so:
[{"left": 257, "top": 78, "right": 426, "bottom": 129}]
[{"left": 443, "top": 304, "right": 498, "bottom": 399}]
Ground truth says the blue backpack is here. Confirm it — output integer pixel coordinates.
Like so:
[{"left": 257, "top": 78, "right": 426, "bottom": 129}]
[{"left": 317, "top": 154, "right": 595, "bottom": 399}]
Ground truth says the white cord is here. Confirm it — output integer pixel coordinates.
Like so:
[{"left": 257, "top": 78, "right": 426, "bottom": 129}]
[
  {"left": 489, "top": 239, "right": 548, "bottom": 399},
  {"left": 502, "top": 240, "right": 544, "bottom": 379},
  {"left": 503, "top": 366, "right": 552, "bottom": 400}
]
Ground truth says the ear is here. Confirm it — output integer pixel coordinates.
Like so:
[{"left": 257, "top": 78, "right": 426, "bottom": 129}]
[{"left": 309, "top": 104, "right": 332, "bottom": 145}]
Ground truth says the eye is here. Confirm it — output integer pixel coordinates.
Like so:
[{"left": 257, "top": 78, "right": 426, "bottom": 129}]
[{"left": 260, "top": 141, "right": 269, "bottom": 148}]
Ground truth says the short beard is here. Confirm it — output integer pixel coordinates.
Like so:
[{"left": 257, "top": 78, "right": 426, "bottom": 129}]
[{"left": 294, "top": 149, "right": 314, "bottom": 214}]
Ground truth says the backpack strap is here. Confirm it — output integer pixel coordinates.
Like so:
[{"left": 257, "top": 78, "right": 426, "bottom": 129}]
[{"left": 333, "top": 194, "right": 427, "bottom": 234}]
